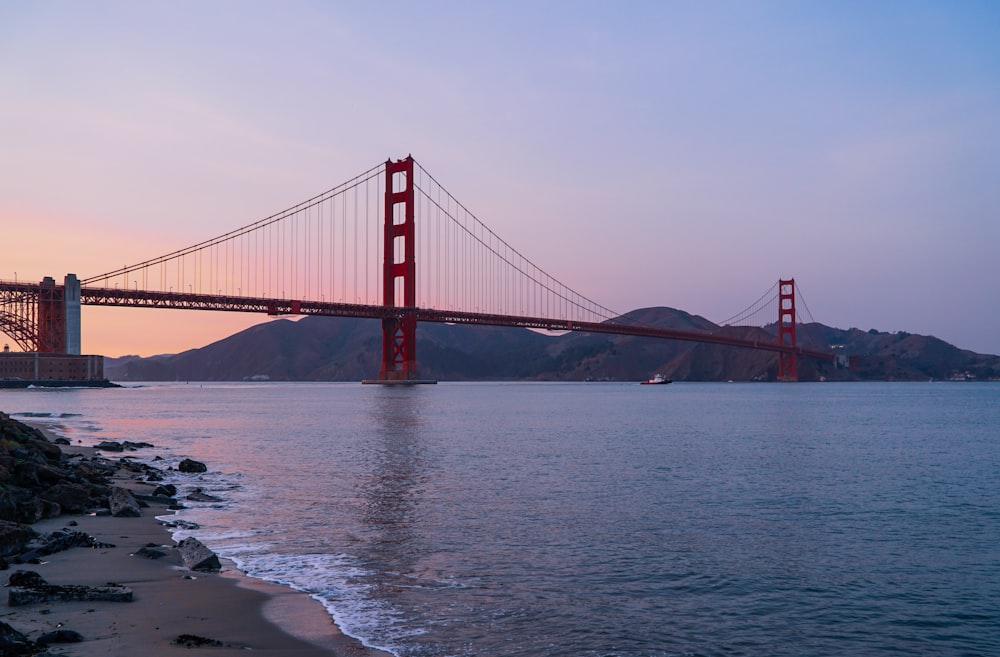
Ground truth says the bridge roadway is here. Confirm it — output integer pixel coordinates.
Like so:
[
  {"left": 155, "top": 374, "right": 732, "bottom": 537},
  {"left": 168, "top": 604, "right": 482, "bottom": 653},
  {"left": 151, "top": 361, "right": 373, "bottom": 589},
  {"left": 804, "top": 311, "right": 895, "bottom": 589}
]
[{"left": 78, "top": 287, "right": 834, "bottom": 362}]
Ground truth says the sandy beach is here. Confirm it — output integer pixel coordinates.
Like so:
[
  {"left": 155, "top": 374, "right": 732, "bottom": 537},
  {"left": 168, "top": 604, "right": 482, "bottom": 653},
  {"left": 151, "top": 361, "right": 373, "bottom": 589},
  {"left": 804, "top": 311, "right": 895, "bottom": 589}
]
[{"left": 1, "top": 432, "right": 390, "bottom": 657}]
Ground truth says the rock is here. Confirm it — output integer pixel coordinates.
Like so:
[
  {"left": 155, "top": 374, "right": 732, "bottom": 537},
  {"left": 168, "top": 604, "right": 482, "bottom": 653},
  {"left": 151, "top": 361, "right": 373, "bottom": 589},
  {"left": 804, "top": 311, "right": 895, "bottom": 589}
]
[
  {"left": 121, "top": 441, "right": 155, "bottom": 450},
  {"left": 177, "top": 458, "right": 207, "bottom": 473},
  {"left": 8, "top": 570, "right": 45, "bottom": 588},
  {"left": 94, "top": 441, "right": 124, "bottom": 452},
  {"left": 152, "top": 484, "right": 177, "bottom": 497},
  {"left": 0, "top": 520, "right": 38, "bottom": 557},
  {"left": 53, "top": 437, "right": 71, "bottom": 445},
  {"left": 36, "top": 629, "right": 84, "bottom": 644},
  {"left": 176, "top": 537, "right": 221, "bottom": 572},
  {"left": 134, "top": 546, "right": 167, "bottom": 559},
  {"left": 14, "top": 530, "right": 114, "bottom": 563},
  {"left": 162, "top": 519, "right": 200, "bottom": 530},
  {"left": 133, "top": 493, "right": 175, "bottom": 506},
  {"left": 108, "top": 487, "right": 141, "bottom": 518},
  {"left": 67, "top": 459, "right": 116, "bottom": 483},
  {"left": 7, "top": 571, "right": 133, "bottom": 606},
  {"left": 0, "top": 620, "right": 33, "bottom": 655},
  {"left": 174, "top": 634, "right": 224, "bottom": 648},
  {"left": 39, "top": 483, "right": 95, "bottom": 514},
  {"left": 185, "top": 489, "right": 223, "bottom": 503}
]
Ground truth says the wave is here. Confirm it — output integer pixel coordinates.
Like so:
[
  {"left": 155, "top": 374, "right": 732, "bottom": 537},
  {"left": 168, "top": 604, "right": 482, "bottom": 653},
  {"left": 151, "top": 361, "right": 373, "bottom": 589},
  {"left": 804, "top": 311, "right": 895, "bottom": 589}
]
[{"left": 12, "top": 412, "right": 83, "bottom": 418}]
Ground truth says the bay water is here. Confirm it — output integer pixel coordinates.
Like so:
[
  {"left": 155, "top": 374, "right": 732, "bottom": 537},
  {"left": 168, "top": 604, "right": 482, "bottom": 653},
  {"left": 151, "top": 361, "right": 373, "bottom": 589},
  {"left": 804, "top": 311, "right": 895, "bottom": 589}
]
[{"left": 6, "top": 382, "right": 998, "bottom": 656}]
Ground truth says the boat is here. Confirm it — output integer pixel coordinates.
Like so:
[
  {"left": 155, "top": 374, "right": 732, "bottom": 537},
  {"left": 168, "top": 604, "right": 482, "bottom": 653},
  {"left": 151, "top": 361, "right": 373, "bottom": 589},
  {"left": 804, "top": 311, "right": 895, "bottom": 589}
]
[{"left": 640, "top": 373, "right": 672, "bottom": 385}]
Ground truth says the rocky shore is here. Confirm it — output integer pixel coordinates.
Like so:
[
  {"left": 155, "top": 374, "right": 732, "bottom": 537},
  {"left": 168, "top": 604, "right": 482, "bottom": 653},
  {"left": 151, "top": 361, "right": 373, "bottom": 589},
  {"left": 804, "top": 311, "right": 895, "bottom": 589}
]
[{"left": 0, "top": 412, "right": 386, "bottom": 656}]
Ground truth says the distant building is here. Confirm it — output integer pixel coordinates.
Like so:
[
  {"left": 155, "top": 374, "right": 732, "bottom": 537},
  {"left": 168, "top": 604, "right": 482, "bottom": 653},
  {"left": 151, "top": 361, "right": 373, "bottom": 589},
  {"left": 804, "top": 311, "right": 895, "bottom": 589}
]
[{"left": 0, "top": 351, "right": 106, "bottom": 386}]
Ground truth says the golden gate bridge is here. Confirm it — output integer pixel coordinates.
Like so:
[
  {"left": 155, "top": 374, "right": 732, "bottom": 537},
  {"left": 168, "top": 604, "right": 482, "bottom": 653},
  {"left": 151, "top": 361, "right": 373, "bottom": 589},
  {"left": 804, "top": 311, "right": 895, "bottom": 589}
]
[{"left": 0, "top": 156, "right": 834, "bottom": 382}]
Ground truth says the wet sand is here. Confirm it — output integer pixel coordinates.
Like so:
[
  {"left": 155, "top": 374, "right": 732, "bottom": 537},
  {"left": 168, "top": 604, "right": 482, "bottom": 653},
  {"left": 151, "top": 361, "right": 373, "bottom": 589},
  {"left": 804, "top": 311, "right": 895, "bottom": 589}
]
[{"left": 3, "top": 438, "right": 391, "bottom": 656}]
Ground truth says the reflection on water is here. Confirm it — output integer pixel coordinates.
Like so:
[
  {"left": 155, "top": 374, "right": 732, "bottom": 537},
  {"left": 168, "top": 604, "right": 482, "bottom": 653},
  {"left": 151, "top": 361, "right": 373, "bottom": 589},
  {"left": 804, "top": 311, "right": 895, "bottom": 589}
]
[{"left": 359, "top": 387, "right": 430, "bottom": 573}]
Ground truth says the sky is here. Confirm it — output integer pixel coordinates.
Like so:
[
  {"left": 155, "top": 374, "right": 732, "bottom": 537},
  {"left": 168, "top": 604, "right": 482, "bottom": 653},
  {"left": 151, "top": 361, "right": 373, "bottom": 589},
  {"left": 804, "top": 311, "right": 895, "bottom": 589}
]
[{"left": 1, "top": 1, "right": 998, "bottom": 357}]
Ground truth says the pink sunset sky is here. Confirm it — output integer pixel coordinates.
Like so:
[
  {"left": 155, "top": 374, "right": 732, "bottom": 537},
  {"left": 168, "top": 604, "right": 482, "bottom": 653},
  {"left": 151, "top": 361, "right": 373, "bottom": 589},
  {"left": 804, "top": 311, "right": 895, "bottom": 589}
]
[{"left": 1, "top": 1, "right": 998, "bottom": 357}]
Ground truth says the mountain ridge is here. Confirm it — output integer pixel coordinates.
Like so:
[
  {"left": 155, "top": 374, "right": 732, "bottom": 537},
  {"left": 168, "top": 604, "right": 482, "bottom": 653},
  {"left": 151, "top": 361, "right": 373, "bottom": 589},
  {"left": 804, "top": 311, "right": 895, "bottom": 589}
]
[{"left": 106, "top": 308, "right": 1000, "bottom": 382}]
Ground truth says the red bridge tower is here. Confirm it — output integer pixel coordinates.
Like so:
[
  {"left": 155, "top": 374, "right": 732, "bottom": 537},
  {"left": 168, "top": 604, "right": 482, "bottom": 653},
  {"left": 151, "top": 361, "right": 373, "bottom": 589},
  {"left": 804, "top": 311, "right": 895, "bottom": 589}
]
[
  {"left": 777, "top": 278, "right": 797, "bottom": 381},
  {"left": 370, "top": 156, "right": 434, "bottom": 384}
]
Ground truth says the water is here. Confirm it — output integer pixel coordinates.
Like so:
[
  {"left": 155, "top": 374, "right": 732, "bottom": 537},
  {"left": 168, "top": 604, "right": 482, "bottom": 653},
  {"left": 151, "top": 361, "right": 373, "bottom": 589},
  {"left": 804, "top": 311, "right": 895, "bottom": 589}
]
[{"left": 5, "top": 382, "right": 999, "bottom": 657}]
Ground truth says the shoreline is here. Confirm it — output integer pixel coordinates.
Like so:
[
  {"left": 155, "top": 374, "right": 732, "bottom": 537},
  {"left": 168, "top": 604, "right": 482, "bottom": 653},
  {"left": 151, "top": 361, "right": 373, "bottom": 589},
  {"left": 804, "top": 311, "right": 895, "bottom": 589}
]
[{"left": 5, "top": 424, "right": 392, "bottom": 657}]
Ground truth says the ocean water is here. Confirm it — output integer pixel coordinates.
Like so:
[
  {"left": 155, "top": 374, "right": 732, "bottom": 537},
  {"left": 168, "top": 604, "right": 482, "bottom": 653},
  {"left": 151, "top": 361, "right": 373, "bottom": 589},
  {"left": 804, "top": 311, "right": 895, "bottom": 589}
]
[{"left": 6, "top": 381, "right": 999, "bottom": 657}]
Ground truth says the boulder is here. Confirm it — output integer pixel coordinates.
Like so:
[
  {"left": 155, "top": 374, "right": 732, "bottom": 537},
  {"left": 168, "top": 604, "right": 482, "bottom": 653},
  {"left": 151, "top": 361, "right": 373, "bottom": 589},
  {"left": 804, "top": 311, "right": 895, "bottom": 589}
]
[
  {"left": 108, "top": 487, "right": 142, "bottom": 518},
  {"left": 152, "top": 484, "right": 177, "bottom": 497},
  {"left": 176, "top": 537, "right": 221, "bottom": 572},
  {"left": 0, "top": 520, "right": 37, "bottom": 557},
  {"left": 134, "top": 546, "right": 167, "bottom": 559},
  {"left": 178, "top": 459, "right": 208, "bottom": 473},
  {"left": 0, "top": 488, "right": 19, "bottom": 522},
  {"left": 0, "top": 620, "right": 33, "bottom": 656},
  {"left": 39, "top": 483, "right": 95, "bottom": 514},
  {"left": 94, "top": 441, "right": 124, "bottom": 452}
]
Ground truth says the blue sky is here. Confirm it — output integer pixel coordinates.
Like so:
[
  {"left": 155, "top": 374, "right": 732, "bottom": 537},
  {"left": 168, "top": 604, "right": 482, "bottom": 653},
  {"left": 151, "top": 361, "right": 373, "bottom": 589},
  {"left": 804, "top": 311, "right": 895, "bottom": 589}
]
[{"left": 2, "top": 1, "right": 998, "bottom": 356}]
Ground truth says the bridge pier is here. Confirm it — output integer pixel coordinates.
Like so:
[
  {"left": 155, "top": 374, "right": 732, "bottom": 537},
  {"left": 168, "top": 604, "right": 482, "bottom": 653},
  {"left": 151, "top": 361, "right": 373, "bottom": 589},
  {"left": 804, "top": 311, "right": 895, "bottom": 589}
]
[{"left": 35, "top": 274, "right": 81, "bottom": 355}]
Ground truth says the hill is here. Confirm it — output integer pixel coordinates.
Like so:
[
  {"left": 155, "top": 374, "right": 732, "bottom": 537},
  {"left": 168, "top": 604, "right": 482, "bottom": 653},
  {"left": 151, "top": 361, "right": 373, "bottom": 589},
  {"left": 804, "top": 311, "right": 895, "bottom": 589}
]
[{"left": 105, "top": 309, "right": 1000, "bottom": 382}]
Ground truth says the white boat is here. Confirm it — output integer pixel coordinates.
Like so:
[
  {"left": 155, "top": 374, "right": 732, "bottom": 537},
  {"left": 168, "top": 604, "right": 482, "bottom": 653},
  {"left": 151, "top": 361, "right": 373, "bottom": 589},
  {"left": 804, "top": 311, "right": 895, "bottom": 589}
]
[{"left": 640, "top": 373, "right": 671, "bottom": 385}]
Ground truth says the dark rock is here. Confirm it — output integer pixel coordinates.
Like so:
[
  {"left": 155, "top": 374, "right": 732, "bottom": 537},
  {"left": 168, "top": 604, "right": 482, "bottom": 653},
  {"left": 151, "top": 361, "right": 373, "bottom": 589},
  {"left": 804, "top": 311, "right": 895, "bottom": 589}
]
[
  {"left": 0, "top": 488, "right": 19, "bottom": 523},
  {"left": 108, "top": 487, "right": 141, "bottom": 518},
  {"left": 32, "top": 463, "right": 69, "bottom": 485},
  {"left": 133, "top": 493, "right": 175, "bottom": 506},
  {"left": 13, "top": 496, "right": 46, "bottom": 525},
  {"left": 116, "top": 458, "right": 145, "bottom": 474},
  {"left": 8, "top": 570, "right": 46, "bottom": 587},
  {"left": 7, "top": 570, "right": 133, "bottom": 606},
  {"left": 15, "top": 530, "right": 114, "bottom": 562},
  {"left": 185, "top": 489, "right": 222, "bottom": 503},
  {"left": 176, "top": 537, "right": 221, "bottom": 572},
  {"left": 162, "top": 519, "right": 200, "bottom": 530},
  {"left": 134, "top": 546, "right": 167, "bottom": 559},
  {"left": 67, "top": 459, "right": 115, "bottom": 483},
  {"left": 94, "top": 441, "right": 124, "bottom": 452},
  {"left": 53, "top": 437, "right": 71, "bottom": 445},
  {"left": 0, "top": 520, "right": 38, "bottom": 557},
  {"left": 0, "top": 619, "right": 33, "bottom": 655},
  {"left": 174, "top": 634, "right": 224, "bottom": 647},
  {"left": 36, "top": 629, "right": 84, "bottom": 644},
  {"left": 39, "top": 483, "right": 95, "bottom": 514},
  {"left": 152, "top": 484, "right": 177, "bottom": 497},
  {"left": 121, "top": 441, "right": 155, "bottom": 450},
  {"left": 178, "top": 458, "right": 207, "bottom": 473}
]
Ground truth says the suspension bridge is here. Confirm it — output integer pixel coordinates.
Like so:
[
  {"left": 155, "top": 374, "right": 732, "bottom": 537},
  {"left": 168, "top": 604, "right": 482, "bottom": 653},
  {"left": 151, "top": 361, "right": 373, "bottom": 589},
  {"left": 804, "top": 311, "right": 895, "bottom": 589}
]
[{"left": 0, "top": 156, "right": 835, "bottom": 382}]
